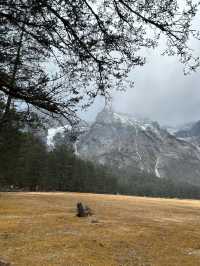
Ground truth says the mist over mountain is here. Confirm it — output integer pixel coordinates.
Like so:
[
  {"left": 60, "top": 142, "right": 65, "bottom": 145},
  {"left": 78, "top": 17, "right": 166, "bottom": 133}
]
[
  {"left": 48, "top": 108, "right": 200, "bottom": 187},
  {"left": 174, "top": 120, "right": 200, "bottom": 149}
]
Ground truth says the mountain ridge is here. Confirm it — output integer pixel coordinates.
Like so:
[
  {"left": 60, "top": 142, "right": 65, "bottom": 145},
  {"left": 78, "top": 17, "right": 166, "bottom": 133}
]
[{"left": 47, "top": 108, "right": 200, "bottom": 186}]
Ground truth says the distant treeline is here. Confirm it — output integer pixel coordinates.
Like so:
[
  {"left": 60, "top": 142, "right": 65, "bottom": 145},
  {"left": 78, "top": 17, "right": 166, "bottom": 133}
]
[
  {"left": 0, "top": 123, "right": 117, "bottom": 194},
  {"left": 0, "top": 120, "right": 200, "bottom": 199},
  {"left": 117, "top": 173, "right": 200, "bottom": 199}
]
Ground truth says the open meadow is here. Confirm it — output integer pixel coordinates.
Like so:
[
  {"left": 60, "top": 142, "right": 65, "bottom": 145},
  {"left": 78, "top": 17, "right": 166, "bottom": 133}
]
[{"left": 1, "top": 192, "right": 200, "bottom": 265}]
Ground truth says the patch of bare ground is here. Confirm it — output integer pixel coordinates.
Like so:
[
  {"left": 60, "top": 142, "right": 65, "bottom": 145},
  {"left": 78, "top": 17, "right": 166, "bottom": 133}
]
[{"left": 1, "top": 192, "right": 200, "bottom": 265}]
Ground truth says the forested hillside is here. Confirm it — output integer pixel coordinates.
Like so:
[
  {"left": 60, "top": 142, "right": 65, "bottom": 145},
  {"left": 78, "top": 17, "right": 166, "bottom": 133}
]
[
  {"left": 0, "top": 101, "right": 117, "bottom": 193},
  {"left": 0, "top": 104, "right": 200, "bottom": 199},
  {"left": 0, "top": 126, "right": 117, "bottom": 194},
  {"left": 1, "top": 0, "right": 200, "bottom": 200}
]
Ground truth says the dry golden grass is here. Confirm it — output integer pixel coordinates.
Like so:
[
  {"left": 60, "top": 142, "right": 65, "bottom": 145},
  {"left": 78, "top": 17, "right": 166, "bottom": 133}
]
[{"left": 1, "top": 192, "right": 200, "bottom": 266}]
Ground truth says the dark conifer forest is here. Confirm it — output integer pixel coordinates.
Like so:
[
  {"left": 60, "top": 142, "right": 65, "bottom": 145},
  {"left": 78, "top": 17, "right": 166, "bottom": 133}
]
[
  {"left": 1, "top": 0, "right": 200, "bottom": 199},
  {"left": 0, "top": 104, "right": 200, "bottom": 199}
]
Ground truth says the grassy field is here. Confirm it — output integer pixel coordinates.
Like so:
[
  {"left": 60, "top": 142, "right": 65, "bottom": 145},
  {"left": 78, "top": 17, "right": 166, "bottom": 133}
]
[{"left": 1, "top": 193, "right": 200, "bottom": 265}]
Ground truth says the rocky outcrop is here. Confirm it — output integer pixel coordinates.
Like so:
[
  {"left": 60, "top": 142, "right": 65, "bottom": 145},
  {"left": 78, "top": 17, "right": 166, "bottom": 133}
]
[{"left": 76, "top": 108, "right": 200, "bottom": 186}]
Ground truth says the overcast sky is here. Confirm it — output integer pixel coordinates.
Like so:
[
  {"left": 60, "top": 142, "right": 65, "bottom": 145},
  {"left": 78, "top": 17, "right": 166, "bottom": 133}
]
[
  {"left": 114, "top": 51, "right": 200, "bottom": 126},
  {"left": 80, "top": 41, "right": 200, "bottom": 127},
  {"left": 77, "top": 3, "right": 200, "bottom": 127}
]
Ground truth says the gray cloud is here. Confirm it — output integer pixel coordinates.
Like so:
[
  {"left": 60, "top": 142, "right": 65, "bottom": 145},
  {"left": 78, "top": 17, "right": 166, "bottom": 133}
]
[
  {"left": 81, "top": 45, "right": 200, "bottom": 127},
  {"left": 113, "top": 52, "right": 200, "bottom": 126},
  {"left": 80, "top": 10, "right": 200, "bottom": 127}
]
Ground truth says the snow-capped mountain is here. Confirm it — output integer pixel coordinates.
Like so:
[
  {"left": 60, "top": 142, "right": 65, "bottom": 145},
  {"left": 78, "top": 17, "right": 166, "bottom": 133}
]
[
  {"left": 175, "top": 120, "right": 200, "bottom": 138},
  {"left": 75, "top": 108, "right": 200, "bottom": 186},
  {"left": 46, "top": 108, "right": 200, "bottom": 186},
  {"left": 175, "top": 120, "right": 200, "bottom": 148}
]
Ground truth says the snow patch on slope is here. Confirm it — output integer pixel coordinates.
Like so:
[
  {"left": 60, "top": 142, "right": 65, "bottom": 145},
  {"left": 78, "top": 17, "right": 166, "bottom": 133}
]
[
  {"left": 113, "top": 113, "right": 134, "bottom": 125},
  {"left": 113, "top": 112, "right": 156, "bottom": 131},
  {"left": 47, "top": 125, "right": 71, "bottom": 146},
  {"left": 155, "top": 158, "right": 161, "bottom": 178}
]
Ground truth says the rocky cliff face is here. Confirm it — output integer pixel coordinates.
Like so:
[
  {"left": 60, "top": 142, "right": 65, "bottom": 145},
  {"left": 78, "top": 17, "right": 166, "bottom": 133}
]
[{"left": 76, "top": 108, "right": 200, "bottom": 186}]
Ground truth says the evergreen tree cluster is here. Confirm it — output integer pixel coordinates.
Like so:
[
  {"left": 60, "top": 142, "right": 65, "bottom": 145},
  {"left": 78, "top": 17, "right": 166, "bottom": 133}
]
[
  {"left": 0, "top": 122, "right": 117, "bottom": 193},
  {"left": 0, "top": 105, "right": 200, "bottom": 199},
  {"left": 1, "top": 1, "right": 200, "bottom": 200},
  {"left": 117, "top": 173, "right": 200, "bottom": 200}
]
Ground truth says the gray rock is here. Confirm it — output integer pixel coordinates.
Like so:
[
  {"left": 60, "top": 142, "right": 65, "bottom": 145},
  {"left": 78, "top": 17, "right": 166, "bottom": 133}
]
[{"left": 77, "top": 108, "right": 200, "bottom": 186}]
